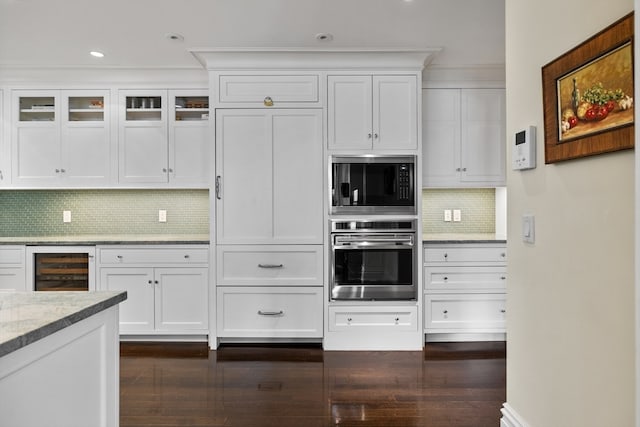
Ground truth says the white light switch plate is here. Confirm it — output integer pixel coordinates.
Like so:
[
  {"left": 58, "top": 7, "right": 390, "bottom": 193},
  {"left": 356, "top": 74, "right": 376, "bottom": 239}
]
[
  {"left": 444, "top": 210, "right": 452, "bottom": 222},
  {"left": 523, "top": 214, "right": 535, "bottom": 243},
  {"left": 158, "top": 210, "right": 167, "bottom": 222},
  {"left": 453, "top": 209, "right": 462, "bottom": 222},
  {"left": 63, "top": 210, "right": 71, "bottom": 223}
]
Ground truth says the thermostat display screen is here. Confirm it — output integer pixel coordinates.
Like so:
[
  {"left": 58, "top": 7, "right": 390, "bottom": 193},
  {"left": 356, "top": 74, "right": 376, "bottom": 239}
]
[{"left": 515, "top": 130, "right": 526, "bottom": 145}]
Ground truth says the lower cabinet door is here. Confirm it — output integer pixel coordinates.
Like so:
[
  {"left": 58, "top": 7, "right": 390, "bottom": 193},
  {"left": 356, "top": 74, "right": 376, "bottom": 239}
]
[
  {"left": 100, "top": 267, "right": 155, "bottom": 333},
  {"left": 155, "top": 267, "right": 208, "bottom": 331},
  {"left": 425, "top": 293, "right": 506, "bottom": 333},
  {"left": 217, "top": 286, "right": 323, "bottom": 338}
]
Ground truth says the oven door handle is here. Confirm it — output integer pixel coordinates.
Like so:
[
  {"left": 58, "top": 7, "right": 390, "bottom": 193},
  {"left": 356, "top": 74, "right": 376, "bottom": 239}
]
[{"left": 333, "top": 235, "right": 414, "bottom": 247}]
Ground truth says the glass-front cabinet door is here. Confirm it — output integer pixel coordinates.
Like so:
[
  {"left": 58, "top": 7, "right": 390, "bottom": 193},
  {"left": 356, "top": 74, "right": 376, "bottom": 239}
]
[{"left": 11, "top": 89, "right": 111, "bottom": 187}]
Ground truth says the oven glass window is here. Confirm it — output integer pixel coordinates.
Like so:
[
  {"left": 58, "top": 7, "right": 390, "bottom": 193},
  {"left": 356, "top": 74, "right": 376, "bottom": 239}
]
[{"left": 333, "top": 248, "right": 413, "bottom": 286}]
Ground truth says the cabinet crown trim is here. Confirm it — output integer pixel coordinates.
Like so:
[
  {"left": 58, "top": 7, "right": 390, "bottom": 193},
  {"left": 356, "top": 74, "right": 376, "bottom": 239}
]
[{"left": 190, "top": 48, "right": 441, "bottom": 70}]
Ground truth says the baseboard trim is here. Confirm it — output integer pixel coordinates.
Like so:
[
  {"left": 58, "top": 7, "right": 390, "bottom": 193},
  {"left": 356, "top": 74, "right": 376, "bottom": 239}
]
[{"left": 500, "top": 403, "right": 530, "bottom": 427}]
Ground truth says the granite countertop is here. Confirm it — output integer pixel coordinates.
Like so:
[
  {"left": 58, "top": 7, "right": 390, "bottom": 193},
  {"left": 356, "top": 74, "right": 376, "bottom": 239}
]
[
  {"left": 0, "top": 291, "right": 127, "bottom": 358},
  {"left": 422, "top": 233, "right": 507, "bottom": 244},
  {"left": 0, "top": 234, "right": 210, "bottom": 245}
]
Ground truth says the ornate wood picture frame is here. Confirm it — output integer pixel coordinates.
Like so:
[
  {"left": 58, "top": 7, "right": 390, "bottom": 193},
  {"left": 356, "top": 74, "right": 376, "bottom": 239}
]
[{"left": 542, "top": 12, "right": 634, "bottom": 163}]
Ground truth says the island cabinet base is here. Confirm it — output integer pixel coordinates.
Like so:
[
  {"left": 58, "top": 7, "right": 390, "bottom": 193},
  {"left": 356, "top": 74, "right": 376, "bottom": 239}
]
[{"left": 0, "top": 306, "right": 120, "bottom": 427}]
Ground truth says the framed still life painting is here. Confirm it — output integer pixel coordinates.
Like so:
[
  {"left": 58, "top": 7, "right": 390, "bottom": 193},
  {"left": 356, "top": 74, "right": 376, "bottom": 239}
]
[{"left": 542, "top": 12, "right": 634, "bottom": 163}]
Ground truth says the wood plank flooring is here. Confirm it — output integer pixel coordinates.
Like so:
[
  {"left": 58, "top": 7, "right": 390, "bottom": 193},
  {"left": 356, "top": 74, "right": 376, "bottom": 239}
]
[{"left": 120, "top": 342, "right": 506, "bottom": 427}]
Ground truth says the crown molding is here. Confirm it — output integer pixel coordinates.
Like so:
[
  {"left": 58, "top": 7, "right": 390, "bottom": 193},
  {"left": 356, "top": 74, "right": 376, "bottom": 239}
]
[{"left": 189, "top": 47, "right": 442, "bottom": 71}]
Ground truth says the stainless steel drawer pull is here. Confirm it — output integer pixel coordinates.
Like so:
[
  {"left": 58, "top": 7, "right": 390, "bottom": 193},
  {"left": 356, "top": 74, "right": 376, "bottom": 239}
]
[
  {"left": 258, "top": 263, "right": 284, "bottom": 269},
  {"left": 184, "top": 255, "right": 190, "bottom": 259},
  {"left": 258, "top": 310, "right": 284, "bottom": 316}
]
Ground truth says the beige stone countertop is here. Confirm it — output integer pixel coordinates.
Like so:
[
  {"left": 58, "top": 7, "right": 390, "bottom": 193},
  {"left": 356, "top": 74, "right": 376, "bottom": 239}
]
[
  {"left": 423, "top": 233, "right": 506, "bottom": 243},
  {"left": 0, "top": 291, "right": 127, "bottom": 357},
  {"left": 0, "top": 234, "right": 210, "bottom": 245}
]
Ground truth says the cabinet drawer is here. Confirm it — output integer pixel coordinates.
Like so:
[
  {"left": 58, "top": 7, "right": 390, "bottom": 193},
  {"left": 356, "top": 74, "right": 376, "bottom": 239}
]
[
  {"left": 217, "top": 287, "right": 323, "bottom": 338},
  {"left": 424, "top": 294, "right": 506, "bottom": 332},
  {"left": 216, "top": 245, "right": 322, "bottom": 286},
  {"left": 0, "top": 246, "right": 25, "bottom": 265},
  {"left": 424, "top": 245, "right": 506, "bottom": 264},
  {"left": 328, "top": 305, "right": 418, "bottom": 332},
  {"left": 424, "top": 266, "right": 506, "bottom": 292},
  {"left": 218, "top": 75, "right": 319, "bottom": 104},
  {"left": 99, "top": 247, "right": 208, "bottom": 265}
]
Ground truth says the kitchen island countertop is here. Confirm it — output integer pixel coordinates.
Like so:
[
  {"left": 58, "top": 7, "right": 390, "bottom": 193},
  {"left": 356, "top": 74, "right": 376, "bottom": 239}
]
[{"left": 0, "top": 291, "right": 127, "bottom": 357}]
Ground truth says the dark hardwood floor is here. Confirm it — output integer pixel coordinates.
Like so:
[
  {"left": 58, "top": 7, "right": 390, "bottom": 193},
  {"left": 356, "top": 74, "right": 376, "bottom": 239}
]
[{"left": 120, "top": 342, "right": 506, "bottom": 427}]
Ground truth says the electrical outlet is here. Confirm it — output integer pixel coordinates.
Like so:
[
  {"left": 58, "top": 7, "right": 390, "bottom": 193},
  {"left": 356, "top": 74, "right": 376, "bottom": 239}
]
[
  {"left": 63, "top": 210, "right": 71, "bottom": 223},
  {"left": 158, "top": 210, "right": 167, "bottom": 223},
  {"left": 453, "top": 209, "right": 462, "bottom": 222},
  {"left": 443, "top": 210, "right": 452, "bottom": 222}
]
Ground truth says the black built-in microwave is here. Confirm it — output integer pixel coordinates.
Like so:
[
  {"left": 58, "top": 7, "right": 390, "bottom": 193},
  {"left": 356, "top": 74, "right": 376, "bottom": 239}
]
[{"left": 330, "top": 155, "right": 416, "bottom": 215}]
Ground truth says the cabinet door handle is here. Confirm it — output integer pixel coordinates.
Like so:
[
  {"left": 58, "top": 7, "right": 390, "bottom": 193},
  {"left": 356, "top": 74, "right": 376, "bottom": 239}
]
[
  {"left": 258, "top": 263, "right": 284, "bottom": 269},
  {"left": 184, "top": 254, "right": 190, "bottom": 259},
  {"left": 443, "top": 253, "right": 448, "bottom": 259},
  {"left": 373, "top": 133, "right": 379, "bottom": 139},
  {"left": 154, "top": 280, "right": 159, "bottom": 284},
  {"left": 443, "top": 310, "right": 448, "bottom": 314},
  {"left": 462, "top": 167, "right": 467, "bottom": 172},
  {"left": 168, "top": 168, "right": 174, "bottom": 173},
  {"left": 367, "top": 133, "right": 372, "bottom": 139},
  {"left": 501, "top": 276, "right": 506, "bottom": 280},
  {"left": 55, "top": 169, "right": 61, "bottom": 173},
  {"left": 0, "top": 170, "right": 3, "bottom": 180},
  {"left": 116, "top": 255, "right": 123, "bottom": 260},
  {"left": 162, "top": 168, "right": 167, "bottom": 173},
  {"left": 148, "top": 280, "right": 153, "bottom": 284},
  {"left": 455, "top": 167, "right": 461, "bottom": 172},
  {"left": 443, "top": 276, "right": 448, "bottom": 281},
  {"left": 500, "top": 309, "right": 506, "bottom": 313},
  {"left": 258, "top": 310, "right": 283, "bottom": 316},
  {"left": 215, "top": 176, "right": 222, "bottom": 200},
  {"left": 263, "top": 96, "right": 274, "bottom": 107}
]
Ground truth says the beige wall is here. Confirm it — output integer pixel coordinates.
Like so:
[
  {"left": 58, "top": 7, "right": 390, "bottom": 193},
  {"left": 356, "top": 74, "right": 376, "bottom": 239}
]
[{"left": 505, "top": 2, "right": 635, "bottom": 426}]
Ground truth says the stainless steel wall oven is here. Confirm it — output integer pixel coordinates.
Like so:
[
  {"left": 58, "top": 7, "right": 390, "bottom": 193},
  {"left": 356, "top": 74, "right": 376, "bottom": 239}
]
[{"left": 330, "top": 219, "right": 417, "bottom": 300}]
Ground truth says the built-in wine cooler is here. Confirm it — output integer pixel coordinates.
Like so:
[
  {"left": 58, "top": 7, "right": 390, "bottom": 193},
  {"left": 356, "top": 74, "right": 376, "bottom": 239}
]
[{"left": 27, "top": 246, "right": 96, "bottom": 291}]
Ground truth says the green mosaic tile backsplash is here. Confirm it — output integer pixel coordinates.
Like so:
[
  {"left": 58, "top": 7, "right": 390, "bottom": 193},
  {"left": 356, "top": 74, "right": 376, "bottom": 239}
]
[
  {"left": 0, "top": 190, "right": 209, "bottom": 237},
  {"left": 422, "top": 188, "right": 495, "bottom": 234}
]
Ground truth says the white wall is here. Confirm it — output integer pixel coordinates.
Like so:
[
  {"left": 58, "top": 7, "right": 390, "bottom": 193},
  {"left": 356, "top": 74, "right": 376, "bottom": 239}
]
[{"left": 505, "top": 2, "right": 635, "bottom": 426}]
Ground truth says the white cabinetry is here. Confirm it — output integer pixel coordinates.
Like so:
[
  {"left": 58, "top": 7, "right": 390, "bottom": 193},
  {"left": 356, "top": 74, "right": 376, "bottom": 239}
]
[
  {"left": 328, "top": 75, "right": 417, "bottom": 151},
  {"left": 0, "top": 246, "right": 26, "bottom": 291},
  {"left": 217, "top": 74, "right": 320, "bottom": 107},
  {"left": 424, "top": 242, "right": 506, "bottom": 341},
  {"left": 118, "top": 89, "right": 209, "bottom": 187},
  {"left": 97, "top": 245, "right": 209, "bottom": 337},
  {"left": 12, "top": 90, "right": 111, "bottom": 187},
  {"left": 215, "top": 109, "right": 323, "bottom": 244},
  {"left": 422, "top": 88, "right": 505, "bottom": 187},
  {"left": 214, "top": 108, "right": 324, "bottom": 341}
]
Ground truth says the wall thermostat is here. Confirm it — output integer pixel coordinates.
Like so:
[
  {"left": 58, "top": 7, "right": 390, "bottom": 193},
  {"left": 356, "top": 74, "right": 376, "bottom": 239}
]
[{"left": 512, "top": 126, "right": 536, "bottom": 170}]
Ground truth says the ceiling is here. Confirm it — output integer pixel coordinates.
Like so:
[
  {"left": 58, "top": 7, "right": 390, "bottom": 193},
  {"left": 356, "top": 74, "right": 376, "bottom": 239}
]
[{"left": 0, "top": 0, "right": 505, "bottom": 70}]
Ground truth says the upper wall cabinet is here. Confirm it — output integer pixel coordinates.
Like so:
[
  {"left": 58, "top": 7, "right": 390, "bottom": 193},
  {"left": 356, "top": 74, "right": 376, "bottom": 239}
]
[
  {"left": 422, "top": 88, "right": 505, "bottom": 187},
  {"left": 216, "top": 74, "right": 320, "bottom": 108},
  {"left": 328, "top": 75, "right": 418, "bottom": 151},
  {"left": 11, "top": 89, "right": 111, "bottom": 187},
  {"left": 118, "top": 89, "right": 209, "bottom": 187}
]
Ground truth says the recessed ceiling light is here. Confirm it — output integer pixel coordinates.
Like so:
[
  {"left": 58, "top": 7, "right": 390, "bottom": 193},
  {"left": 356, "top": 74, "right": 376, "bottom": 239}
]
[
  {"left": 89, "top": 51, "right": 104, "bottom": 58},
  {"left": 315, "top": 33, "right": 333, "bottom": 42},
  {"left": 165, "top": 33, "right": 184, "bottom": 42}
]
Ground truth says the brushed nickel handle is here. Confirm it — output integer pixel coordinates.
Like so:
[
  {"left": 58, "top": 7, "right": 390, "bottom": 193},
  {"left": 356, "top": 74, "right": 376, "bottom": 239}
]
[
  {"left": 215, "top": 176, "right": 222, "bottom": 200},
  {"left": 258, "top": 310, "right": 283, "bottom": 316},
  {"left": 263, "top": 96, "right": 274, "bottom": 107},
  {"left": 258, "top": 263, "right": 284, "bottom": 269}
]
